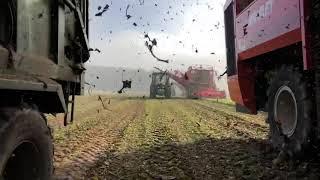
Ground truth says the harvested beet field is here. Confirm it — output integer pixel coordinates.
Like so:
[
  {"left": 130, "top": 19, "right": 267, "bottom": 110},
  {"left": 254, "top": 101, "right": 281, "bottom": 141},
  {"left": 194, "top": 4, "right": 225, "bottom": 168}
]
[{"left": 49, "top": 96, "right": 320, "bottom": 180}]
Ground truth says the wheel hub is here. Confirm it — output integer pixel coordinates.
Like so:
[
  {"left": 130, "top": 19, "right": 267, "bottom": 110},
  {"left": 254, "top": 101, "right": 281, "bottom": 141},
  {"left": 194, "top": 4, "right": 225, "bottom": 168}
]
[{"left": 274, "top": 85, "right": 298, "bottom": 137}]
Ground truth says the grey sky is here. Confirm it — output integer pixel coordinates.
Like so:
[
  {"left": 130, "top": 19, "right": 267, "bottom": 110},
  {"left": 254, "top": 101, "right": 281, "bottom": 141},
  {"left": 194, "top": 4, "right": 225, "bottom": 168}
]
[{"left": 88, "top": 0, "right": 227, "bottom": 74}]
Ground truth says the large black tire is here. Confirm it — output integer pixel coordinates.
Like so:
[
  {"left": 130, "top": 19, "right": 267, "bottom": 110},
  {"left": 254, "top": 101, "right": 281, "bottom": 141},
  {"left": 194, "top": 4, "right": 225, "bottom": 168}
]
[
  {"left": 0, "top": 107, "right": 53, "bottom": 180},
  {"left": 267, "top": 66, "right": 314, "bottom": 157}
]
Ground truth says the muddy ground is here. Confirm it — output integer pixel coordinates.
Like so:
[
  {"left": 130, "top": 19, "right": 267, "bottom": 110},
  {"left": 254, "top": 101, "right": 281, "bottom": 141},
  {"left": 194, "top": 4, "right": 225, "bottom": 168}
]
[{"left": 49, "top": 96, "right": 320, "bottom": 180}]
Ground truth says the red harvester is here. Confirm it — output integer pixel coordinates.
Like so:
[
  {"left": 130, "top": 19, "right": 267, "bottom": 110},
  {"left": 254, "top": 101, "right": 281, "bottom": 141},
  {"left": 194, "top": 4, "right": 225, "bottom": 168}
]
[{"left": 157, "top": 65, "right": 226, "bottom": 99}]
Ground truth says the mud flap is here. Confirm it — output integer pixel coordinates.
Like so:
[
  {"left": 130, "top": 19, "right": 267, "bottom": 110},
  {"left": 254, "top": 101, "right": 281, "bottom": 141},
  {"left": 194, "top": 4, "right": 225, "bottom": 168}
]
[{"left": 235, "top": 103, "right": 251, "bottom": 114}]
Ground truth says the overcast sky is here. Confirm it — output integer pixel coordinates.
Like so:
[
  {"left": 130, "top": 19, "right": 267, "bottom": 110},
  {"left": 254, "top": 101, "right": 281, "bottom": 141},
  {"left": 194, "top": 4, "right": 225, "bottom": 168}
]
[{"left": 88, "top": 0, "right": 227, "bottom": 74}]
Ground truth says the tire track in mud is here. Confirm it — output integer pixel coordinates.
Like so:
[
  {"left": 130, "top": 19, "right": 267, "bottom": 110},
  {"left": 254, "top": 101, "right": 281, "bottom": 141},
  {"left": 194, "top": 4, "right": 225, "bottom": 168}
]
[
  {"left": 75, "top": 96, "right": 119, "bottom": 118},
  {"left": 173, "top": 100, "right": 253, "bottom": 139},
  {"left": 186, "top": 101, "right": 320, "bottom": 179},
  {"left": 139, "top": 102, "right": 186, "bottom": 179},
  {"left": 79, "top": 99, "right": 320, "bottom": 179},
  {"left": 159, "top": 101, "right": 212, "bottom": 141},
  {"left": 52, "top": 98, "right": 124, "bottom": 155},
  {"left": 193, "top": 101, "right": 265, "bottom": 127},
  {"left": 165, "top": 100, "right": 273, "bottom": 179},
  {"left": 184, "top": 100, "right": 268, "bottom": 139},
  {"left": 53, "top": 100, "right": 145, "bottom": 180},
  {"left": 150, "top": 101, "right": 228, "bottom": 178},
  {"left": 85, "top": 100, "right": 270, "bottom": 179},
  {"left": 48, "top": 96, "right": 121, "bottom": 129},
  {"left": 195, "top": 100, "right": 267, "bottom": 126},
  {"left": 87, "top": 99, "right": 253, "bottom": 179},
  {"left": 85, "top": 100, "right": 189, "bottom": 179},
  {"left": 163, "top": 101, "right": 268, "bottom": 176}
]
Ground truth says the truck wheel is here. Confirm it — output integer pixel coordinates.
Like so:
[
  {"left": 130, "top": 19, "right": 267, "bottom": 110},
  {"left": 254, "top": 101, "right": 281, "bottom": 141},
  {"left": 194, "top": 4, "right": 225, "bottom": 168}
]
[
  {"left": 0, "top": 107, "right": 53, "bottom": 179},
  {"left": 267, "top": 66, "right": 313, "bottom": 157}
]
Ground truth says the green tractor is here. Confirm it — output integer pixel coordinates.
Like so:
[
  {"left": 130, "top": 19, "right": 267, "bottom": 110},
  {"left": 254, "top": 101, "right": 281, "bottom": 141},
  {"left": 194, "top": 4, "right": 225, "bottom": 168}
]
[{"left": 150, "top": 72, "right": 172, "bottom": 98}]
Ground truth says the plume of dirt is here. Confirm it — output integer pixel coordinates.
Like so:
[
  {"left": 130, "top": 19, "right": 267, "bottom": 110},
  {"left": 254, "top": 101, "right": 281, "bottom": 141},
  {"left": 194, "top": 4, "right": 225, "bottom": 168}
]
[
  {"left": 118, "top": 80, "right": 132, "bottom": 94},
  {"left": 144, "top": 34, "right": 169, "bottom": 63},
  {"left": 126, "top": 5, "right": 132, "bottom": 19},
  {"left": 95, "top": 4, "right": 110, "bottom": 16}
]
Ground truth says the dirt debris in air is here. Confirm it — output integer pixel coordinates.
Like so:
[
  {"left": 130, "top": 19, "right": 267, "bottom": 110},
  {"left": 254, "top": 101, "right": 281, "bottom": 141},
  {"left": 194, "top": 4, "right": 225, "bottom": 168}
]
[
  {"left": 144, "top": 34, "right": 169, "bottom": 63},
  {"left": 89, "top": 48, "right": 101, "bottom": 53},
  {"left": 118, "top": 80, "right": 132, "bottom": 94},
  {"left": 91, "top": 1, "right": 229, "bottom": 66},
  {"left": 95, "top": 4, "right": 110, "bottom": 16},
  {"left": 125, "top": 4, "right": 132, "bottom": 19},
  {"left": 47, "top": 98, "right": 320, "bottom": 179}
]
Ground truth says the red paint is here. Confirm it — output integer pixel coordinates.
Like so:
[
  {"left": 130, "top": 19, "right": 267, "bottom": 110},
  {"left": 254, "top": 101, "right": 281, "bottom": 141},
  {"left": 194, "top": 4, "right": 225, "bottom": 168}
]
[
  {"left": 228, "top": 74, "right": 257, "bottom": 114},
  {"left": 228, "top": 75, "right": 243, "bottom": 103},
  {"left": 235, "top": 0, "right": 301, "bottom": 55},
  {"left": 239, "top": 29, "right": 301, "bottom": 60},
  {"left": 167, "top": 65, "right": 226, "bottom": 99},
  {"left": 224, "top": 0, "right": 313, "bottom": 113},
  {"left": 193, "top": 87, "right": 226, "bottom": 99}
]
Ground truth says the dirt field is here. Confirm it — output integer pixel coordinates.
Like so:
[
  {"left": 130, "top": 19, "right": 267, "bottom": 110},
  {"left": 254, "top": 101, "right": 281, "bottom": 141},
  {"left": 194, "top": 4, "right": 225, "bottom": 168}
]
[{"left": 50, "top": 96, "right": 320, "bottom": 180}]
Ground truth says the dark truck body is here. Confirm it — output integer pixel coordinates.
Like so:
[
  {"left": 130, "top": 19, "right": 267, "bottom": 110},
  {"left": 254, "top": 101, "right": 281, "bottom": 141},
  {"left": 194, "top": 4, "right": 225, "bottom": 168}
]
[
  {"left": 0, "top": 1, "right": 90, "bottom": 178},
  {"left": 0, "top": 0, "right": 89, "bottom": 114},
  {"left": 224, "top": 0, "right": 313, "bottom": 114}
]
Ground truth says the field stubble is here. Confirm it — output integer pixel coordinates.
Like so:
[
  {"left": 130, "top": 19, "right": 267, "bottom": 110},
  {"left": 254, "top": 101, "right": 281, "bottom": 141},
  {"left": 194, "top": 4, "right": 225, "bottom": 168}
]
[{"left": 49, "top": 96, "right": 320, "bottom": 179}]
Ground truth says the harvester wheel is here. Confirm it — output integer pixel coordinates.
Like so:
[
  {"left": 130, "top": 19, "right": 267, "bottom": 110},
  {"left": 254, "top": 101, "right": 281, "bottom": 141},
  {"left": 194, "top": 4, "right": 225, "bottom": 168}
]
[
  {"left": 267, "top": 66, "right": 313, "bottom": 158},
  {"left": 0, "top": 107, "right": 53, "bottom": 179}
]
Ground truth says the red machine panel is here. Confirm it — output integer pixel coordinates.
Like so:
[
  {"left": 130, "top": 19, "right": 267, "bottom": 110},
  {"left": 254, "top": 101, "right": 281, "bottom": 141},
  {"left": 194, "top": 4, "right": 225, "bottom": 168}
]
[
  {"left": 224, "top": 0, "right": 312, "bottom": 113},
  {"left": 235, "top": 0, "right": 301, "bottom": 61},
  {"left": 167, "top": 65, "right": 226, "bottom": 99}
]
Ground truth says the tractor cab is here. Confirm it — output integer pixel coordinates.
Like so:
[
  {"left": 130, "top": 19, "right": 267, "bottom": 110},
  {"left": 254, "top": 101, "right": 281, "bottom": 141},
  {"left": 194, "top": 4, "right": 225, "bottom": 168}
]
[{"left": 149, "top": 72, "right": 172, "bottom": 98}]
